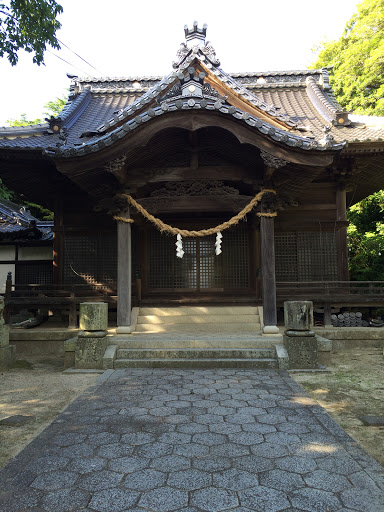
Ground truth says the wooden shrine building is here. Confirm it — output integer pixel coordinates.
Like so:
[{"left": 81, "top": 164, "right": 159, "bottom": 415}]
[{"left": 1, "top": 23, "right": 384, "bottom": 332}]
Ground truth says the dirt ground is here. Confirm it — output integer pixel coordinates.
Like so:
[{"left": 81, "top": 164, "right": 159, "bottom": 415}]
[
  {"left": 291, "top": 347, "right": 384, "bottom": 467},
  {"left": 0, "top": 349, "right": 384, "bottom": 470},
  {"left": 0, "top": 356, "right": 99, "bottom": 470}
]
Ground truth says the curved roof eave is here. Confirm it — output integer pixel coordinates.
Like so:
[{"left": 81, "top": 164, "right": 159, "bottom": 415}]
[{"left": 47, "top": 98, "right": 346, "bottom": 160}]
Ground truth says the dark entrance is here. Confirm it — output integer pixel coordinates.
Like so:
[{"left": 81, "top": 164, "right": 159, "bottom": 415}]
[{"left": 148, "top": 225, "right": 250, "bottom": 292}]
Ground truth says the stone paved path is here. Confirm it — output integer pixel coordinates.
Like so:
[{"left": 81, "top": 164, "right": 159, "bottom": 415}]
[{"left": 1, "top": 369, "right": 384, "bottom": 512}]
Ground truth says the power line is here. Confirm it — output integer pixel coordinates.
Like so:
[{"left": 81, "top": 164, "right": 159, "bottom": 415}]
[
  {"left": 57, "top": 39, "right": 107, "bottom": 77},
  {"left": 46, "top": 49, "right": 91, "bottom": 76}
]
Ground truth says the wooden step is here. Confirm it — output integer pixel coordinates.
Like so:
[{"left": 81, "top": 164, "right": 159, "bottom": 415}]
[
  {"left": 138, "top": 306, "right": 259, "bottom": 316},
  {"left": 137, "top": 314, "right": 260, "bottom": 324}
]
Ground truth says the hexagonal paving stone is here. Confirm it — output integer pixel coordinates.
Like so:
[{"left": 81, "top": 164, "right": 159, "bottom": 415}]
[
  {"left": 123, "top": 469, "right": 166, "bottom": 490},
  {"left": 341, "top": 488, "right": 384, "bottom": 511},
  {"left": 58, "top": 444, "right": 94, "bottom": 458},
  {"left": 226, "top": 414, "right": 256, "bottom": 425},
  {"left": 26, "top": 455, "right": 69, "bottom": 473},
  {"left": 174, "top": 443, "right": 208, "bottom": 457},
  {"left": 209, "top": 422, "right": 242, "bottom": 434},
  {"left": 158, "top": 432, "right": 192, "bottom": 444},
  {"left": 251, "top": 442, "right": 289, "bottom": 458},
  {"left": 239, "top": 485, "right": 290, "bottom": 512},
  {"left": 42, "top": 488, "right": 90, "bottom": 512},
  {"left": 290, "top": 488, "right": 342, "bottom": 512},
  {"left": 65, "top": 457, "right": 107, "bottom": 474},
  {"left": 304, "top": 470, "right": 352, "bottom": 493},
  {"left": 31, "top": 470, "right": 78, "bottom": 491},
  {"left": 150, "top": 455, "right": 191, "bottom": 472},
  {"left": 121, "top": 432, "right": 156, "bottom": 445},
  {"left": 227, "top": 432, "right": 264, "bottom": 446},
  {"left": 135, "top": 442, "right": 173, "bottom": 458},
  {"left": 275, "top": 456, "right": 317, "bottom": 474},
  {"left": 88, "top": 488, "right": 139, "bottom": 512},
  {"left": 264, "top": 432, "right": 301, "bottom": 445},
  {"left": 233, "top": 455, "right": 275, "bottom": 473},
  {"left": 53, "top": 433, "right": 87, "bottom": 447},
  {"left": 194, "top": 414, "right": 225, "bottom": 425},
  {"left": 138, "top": 486, "right": 188, "bottom": 512},
  {"left": 210, "top": 443, "right": 250, "bottom": 458},
  {"left": 257, "top": 414, "right": 287, "bottom": 425},
  {"left": 168, "top": 468, "right": 211, "bottom": 490},
  {"left": 108, "top": 455, "right": 149, "bottom": 473},
  {"left": 259, "top": 469, "right": 305, "bottom": 492},
  {"left": 193, "top": 433, "right": 227, "bottom": 446},
  {"left": 96, "top": 443, "right": 134, "bottom": 459},
  {"left": 213, "top": 468, "right": 258, "bottom": 490},
  {"left": 193, "top": 456, "right": 232, "bottom": 472},
  {"left": 176, "top": 422, "right": 209, "bottom": 434},
  {"left": 77, "top": 469, "right": 123, "bottom": 491},
  {"left": 190, "top": 487, "right": 239, "bottom": 512},
  {"left": 86, "top": 432, "right": 120, "bottom": 446},
  {"left": 316, "top": 454, "right": 363, "bottom": 475},
  {"left": 242, "top": 422, "right": 276, "bottom": 434}
]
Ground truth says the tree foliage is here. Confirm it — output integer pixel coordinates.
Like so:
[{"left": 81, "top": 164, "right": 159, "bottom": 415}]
[
  {"left": 347, "top": 192, "right": 384, "bottom": 280},
  {"left": 6, "top": 94, "right": 67, "bottom": 126},
  {"left": 0, "top": 0, "right": 63, "bottom": 65},
  {"left": 312, "top": 0, "right": 384, "bottom": 116}
]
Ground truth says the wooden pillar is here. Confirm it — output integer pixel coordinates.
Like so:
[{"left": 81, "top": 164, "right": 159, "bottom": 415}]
[
  {"left": 53, "top": 198, "right": 64, "bottom": 286},
  {"left": 336, "top": 186, "right": 349, "bottom": 281},
  {"left": 260, "top": 213, "right": 279, "bottom": 333},
  {"left": 116, "top": 208, "right": 132, "bottom": 333}
]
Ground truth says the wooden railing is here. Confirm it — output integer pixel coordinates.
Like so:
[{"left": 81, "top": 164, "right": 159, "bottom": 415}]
[
  {"left": 4, "top": 283, "right": 118, "bottom": 327},
  {"left": 277, "top": 281, "right": 384, "bottom": 304}
]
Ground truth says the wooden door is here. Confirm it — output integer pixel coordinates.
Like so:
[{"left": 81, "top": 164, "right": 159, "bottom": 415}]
[{"left": 148, "top": 226, "right": 250, "bottom": 293}]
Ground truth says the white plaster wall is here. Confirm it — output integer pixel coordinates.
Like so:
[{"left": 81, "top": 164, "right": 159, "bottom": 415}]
[
  {"left": 0, "top": 263, "right": 15, "bottom": 293},
  {"left": 18, "top": 246, "right": 53, "bottom": 261},
  {"left": 0, "top": 245, "right": 16, "bottom": 260}
]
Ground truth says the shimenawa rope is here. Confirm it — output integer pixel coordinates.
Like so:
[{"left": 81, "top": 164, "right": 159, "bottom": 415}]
[{"left": 114, "top": 189, "right": 277, "bottom": 236}]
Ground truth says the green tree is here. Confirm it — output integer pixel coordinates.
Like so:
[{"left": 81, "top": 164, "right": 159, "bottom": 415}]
[
  {"left": 0, "top": 0, "right": 63, "bottom": 65},
  {"left": 6, "top": 94, "right": 67, "bottom": 126},
  {"left": 347, "top": 192, "right": 384, "bottom": 280},
  {"left": 312, "top": 0, "right": 384, "bottom": 116}
]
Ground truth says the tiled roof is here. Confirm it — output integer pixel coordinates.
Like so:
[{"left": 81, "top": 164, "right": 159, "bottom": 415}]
[
  {"left": 0, "top": 199, "right": 53, "bottom": 241},
  {"left": 1, "top": 31, "right": 384, "bottom": 157}
]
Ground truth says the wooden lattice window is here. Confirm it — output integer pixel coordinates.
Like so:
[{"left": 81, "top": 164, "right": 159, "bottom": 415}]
[
  {"left": 275, "top": 233, "right": 298, "bottom": 281},
  {"left": 275, "top": 232, "right": 337, "bottom": 281},
  {"left": 64, "top": 233, "right": 117, "bottom": 287},
  {"left": 149, "top": 225, "right": 249, "bottom": 290},
  {"left": 16, "top": 262, "right": 53, "bottom": 285}
]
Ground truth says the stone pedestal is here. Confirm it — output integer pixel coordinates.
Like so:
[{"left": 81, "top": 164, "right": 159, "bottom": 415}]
[
  {"left": 75, "top": 303, "right": 108, "bottom": 369},
  {"left": 0, "top": 298, "right": 15, "bottom": 369},
  {"left": 79, "top": 302, "right": 108, "bottom": 331},
  {"left": 75, "top": 332, "right": 108, "bottom": 369},
  {"left": 283, "top": 301, "right": 318, "bottom": 369}
]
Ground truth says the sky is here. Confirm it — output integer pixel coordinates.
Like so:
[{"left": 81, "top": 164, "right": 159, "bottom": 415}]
[{"left": 0, "top": 0, "right": 360, "bottom": 126}]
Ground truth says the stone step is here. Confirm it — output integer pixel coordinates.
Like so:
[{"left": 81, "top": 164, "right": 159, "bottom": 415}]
[
  {"left": 138, "top": 306, "right": 259, "bottom": 316},
  {"left": 113, "top": 358, "right": 278, "bottom": 369},
  {"left": 110, "top": 335, "right": 277, "bottom": 349},
  {"left": 136, "top": 314, "right": 260, "bottom": 325},
  {"left": 116, "top": 348, "right": 275, "bottom": 360},
  {"left": 134, "top": 323, "right": 261, "bottom": 334}
]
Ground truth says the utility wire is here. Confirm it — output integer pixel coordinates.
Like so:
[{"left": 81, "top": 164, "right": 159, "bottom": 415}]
[
  {"left": 57, "top": 38, "right": 107, "bottom": 77},
  {"left": 46, "top": 49, "right": 92, "bottom": 76}
]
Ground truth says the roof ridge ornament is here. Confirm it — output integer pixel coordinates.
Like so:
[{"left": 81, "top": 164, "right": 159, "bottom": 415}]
[
  {"left": 184, "top": 21, "right": 207, "bottom": 46},
  {"left": 173, "top": 22, "right": 220, "bottom": 69}
]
